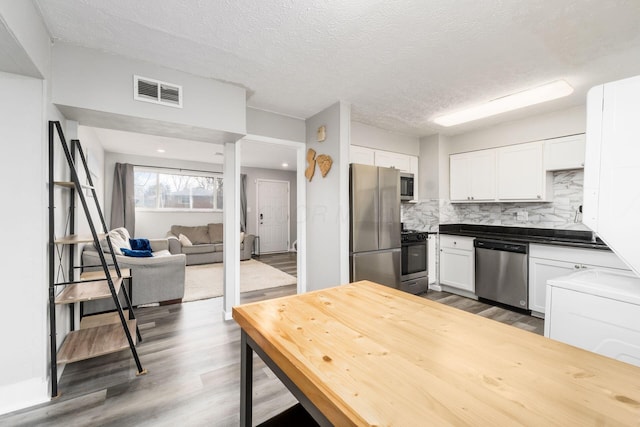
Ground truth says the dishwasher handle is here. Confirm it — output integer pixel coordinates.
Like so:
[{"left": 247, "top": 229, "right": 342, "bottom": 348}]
[{"left": 474, "top": 239, "right": 528, "bottom": 254}]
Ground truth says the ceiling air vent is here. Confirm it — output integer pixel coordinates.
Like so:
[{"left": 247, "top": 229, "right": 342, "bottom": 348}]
[{"left": 133, "top": 75, "right": 183, "bottom": 108}]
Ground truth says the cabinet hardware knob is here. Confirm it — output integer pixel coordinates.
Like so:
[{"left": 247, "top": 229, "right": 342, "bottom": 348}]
[
  {"left": 537, "top": 195, "right": 541, "bottom": 199},
  {"left": 574, "top": 264, "right": 580, "bottom": 269}
]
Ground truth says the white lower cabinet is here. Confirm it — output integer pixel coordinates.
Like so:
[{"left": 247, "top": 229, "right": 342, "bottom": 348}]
[
  {"left": 528, "top": 244, "right": 631, "bottom": 318},
  {"left": 439, "top": 235, "right": 475, "bottom": 294}
]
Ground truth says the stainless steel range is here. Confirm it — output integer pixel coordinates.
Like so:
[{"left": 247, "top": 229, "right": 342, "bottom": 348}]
[{"left": 400, "top": 230, "right": 429, "bottom": 294}]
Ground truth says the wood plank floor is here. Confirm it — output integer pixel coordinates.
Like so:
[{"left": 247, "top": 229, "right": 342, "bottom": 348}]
[
  {"left": 253, "top": 252, "right": 297, "bottom": 277},
  {"left": 0, "top": 280, "right": 544, "bottom": 426}
]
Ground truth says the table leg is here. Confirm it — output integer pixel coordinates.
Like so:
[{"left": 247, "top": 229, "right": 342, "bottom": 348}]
[{"left": 240, "top": 330, "right": 253, "bottom": 427}]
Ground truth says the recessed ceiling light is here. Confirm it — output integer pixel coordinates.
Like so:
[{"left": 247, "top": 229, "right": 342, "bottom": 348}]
[
  {"left": 282, "top": 163, "right": 289, "bottom": 168},
  {"left": 433, "top": 80, "right": 574, "bottom": 127},
  {"left": 157, "top": 148, "right": 166, "bottom": 153}
]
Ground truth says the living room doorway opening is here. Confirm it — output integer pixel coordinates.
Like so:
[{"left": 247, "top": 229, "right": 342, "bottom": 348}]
[{"left": 256, "top": 179, "right": 290, "bottom": 254}]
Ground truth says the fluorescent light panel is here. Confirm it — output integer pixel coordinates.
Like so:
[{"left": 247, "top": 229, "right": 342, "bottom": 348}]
[{"left": 433, "top": 80, "right": 574, "bottom": 127}]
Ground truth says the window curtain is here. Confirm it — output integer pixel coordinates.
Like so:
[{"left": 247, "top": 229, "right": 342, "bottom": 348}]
[
  {"left": 240, "top": 173, "right": 247, "bottom": 232},
  {"left": 110, "top": 163, "right": 135, "bottom": 236}
]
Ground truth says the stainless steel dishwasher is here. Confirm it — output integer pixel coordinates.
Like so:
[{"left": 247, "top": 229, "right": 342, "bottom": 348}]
[{"left": 474, "top": 239, "right": 529, "bottom": 310}]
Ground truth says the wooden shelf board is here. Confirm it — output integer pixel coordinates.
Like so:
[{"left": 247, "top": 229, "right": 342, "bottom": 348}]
[
  {"left": 80, "top": 268, "right": 131, "bottom": 281},
  {"left": 54, "top": 181, "right": 94, "bottom": 190},
  {"left": 80, "top": 310, "right": 130, "bottom": 329},
  {"left": 55, "top": 278, "right": 122, "bottom": 305},
  {"left": 55, "top": 234, "right": 105, "bottom": 244},
  {"left": 57, "top": 319, "right": 137, "bottom": 364}
]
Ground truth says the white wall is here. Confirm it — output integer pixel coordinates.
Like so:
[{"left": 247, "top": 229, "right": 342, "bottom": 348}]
[
  {"left": 418, "top": 134, "right": 440, "bottom": 199},
  {"left": 305, "top": 102, "right": 350, "bottom": 291},
  {"left": 0, "top": 0, "right": 50, "bottom": 78},
  {"left": 0, "top": 71, "right": 50, "bottom": 414},
  {"left": 351, "top": 121, "right": 419, "bottom": 156},
  {"left": 76, "top": 125, "right": 106, "bottom": 235},
  {"left": 447, "top": 106, "right": 586, "bottom": 154},
  {"left": 51, "top": 43, "right": 246, "bottom": 141},
  {"left": 246, "top": 107, "right": 306, "bottom": 142},
  {"left": 242, "top": 166, "right": 297, "bottom": 245},
  {"left": 0, "top": 1, "right": 64, "bottom": 413}
]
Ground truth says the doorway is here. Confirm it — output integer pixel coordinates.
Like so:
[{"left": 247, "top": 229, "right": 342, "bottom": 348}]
[{"left": 256, "top": 179, "right": 290, "bottom": 253}]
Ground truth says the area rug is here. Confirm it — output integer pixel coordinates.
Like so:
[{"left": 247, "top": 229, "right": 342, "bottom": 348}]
[{"left": 183, "top": 259, "right": 297, "bottom": 302}]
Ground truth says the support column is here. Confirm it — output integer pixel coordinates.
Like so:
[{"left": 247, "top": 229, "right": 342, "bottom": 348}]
[{"left": 223, "top": 141, "right": 241, "bottom": 320}]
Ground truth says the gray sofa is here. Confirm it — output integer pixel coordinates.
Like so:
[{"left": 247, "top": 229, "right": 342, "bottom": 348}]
[
  {"left": 81, "top": 230, "right": 186, "bottom": 314},
  {"left": 167, "top": 223, "right": 255, "bottom": 265}
]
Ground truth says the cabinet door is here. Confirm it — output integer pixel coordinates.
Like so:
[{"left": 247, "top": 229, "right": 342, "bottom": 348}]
[
  {"left": 497, "top": 141, "right": 545, "bottom": 200},
  {"left": 375, "top": 151, "right": 411, "bottom": 172},
  {"left": 470, "top": 150, "right": 496, "bottom": 201},
  {"left": 350, "top": 145, "right": 375, "bottom": 166},
  {"left": 450, "top": 155, "right": 471, "bottom": 201},
  {"left": 529, "top": 257, "right": 577, "bottom": 316},
  {"left": 440, "top": 247, "right": 474, "bottom": 292},
  {"left": 583, "top": 77, "right": 640, "bottom": 275},
  {"left": 450, "top": 150, "right": 496, "bottom": 202},
  {"left": 544, "top": 134, "right": 586, "bottom": 171}
]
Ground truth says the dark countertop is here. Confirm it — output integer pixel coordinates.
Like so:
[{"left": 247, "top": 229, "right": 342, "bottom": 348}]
[{"left": 439, "top": 224, "right": 610, "bottom": 250}]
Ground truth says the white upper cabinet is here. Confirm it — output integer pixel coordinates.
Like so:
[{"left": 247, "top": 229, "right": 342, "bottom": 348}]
[
  {"left": 374, "top": 150, "right": 412, "bottom": 172},
  {"left": 350, "top": 145, "right": 419, "bottom": 200},
  {"left": 583, "top": 75, "right": 640, "bottom": 275},
  {"left": 497, "top": 141, "right": 552, "bottom": 201},
  {"left": 350, "top": 145, "right": 416, "bottom": 173},
  {"left": 350, "top": 145, "right": 375, "bottom": 166},
  {"left": 450, "top": 150, "right": 496, "bottom": 202},
  {"left": 544, "top": 134, "right": 586, "bottom": 171}
]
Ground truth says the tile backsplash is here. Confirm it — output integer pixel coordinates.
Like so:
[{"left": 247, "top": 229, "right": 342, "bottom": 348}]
[{"left": 402, "top": 169, "right": 588, "bottom": 232}]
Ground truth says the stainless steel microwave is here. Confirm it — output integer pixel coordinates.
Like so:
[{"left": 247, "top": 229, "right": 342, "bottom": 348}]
[{"left": 400, "top": 173, "right": 414, "bottom": 201}]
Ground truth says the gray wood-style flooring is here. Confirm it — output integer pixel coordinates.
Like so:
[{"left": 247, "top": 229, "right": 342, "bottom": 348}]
[
  {"left": 0, "top": 264, "right": 544, "bottom": 426},
  {"left": 254, "top": 252, "right": 297, "bottom": 277}
]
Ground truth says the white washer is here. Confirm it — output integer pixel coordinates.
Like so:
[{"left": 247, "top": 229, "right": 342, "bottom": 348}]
[{"left": 546, "top": 268, "right": 640, "bottom": 367}]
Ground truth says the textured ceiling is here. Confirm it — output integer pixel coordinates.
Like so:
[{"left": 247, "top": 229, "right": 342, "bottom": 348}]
[{"left": 35, "top": 0, "right": 640, "bottom": 136}]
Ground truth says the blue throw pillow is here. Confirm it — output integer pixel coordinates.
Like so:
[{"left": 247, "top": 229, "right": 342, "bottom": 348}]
[
  {"left": 129, "top": 238, "right": 151, "bottom": 252},
  {"left": 121, "top": 248, "right": 153, "bottom": 257}
]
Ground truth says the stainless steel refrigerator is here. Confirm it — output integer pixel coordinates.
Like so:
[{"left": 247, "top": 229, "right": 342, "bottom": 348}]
[{"left": 349, "top": 164, "right": 401, "bottom": 288}]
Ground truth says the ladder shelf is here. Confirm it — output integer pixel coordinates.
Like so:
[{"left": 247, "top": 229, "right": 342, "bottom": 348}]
[{"left": 48, "top": 120, "right": 145, "bottom": 398}]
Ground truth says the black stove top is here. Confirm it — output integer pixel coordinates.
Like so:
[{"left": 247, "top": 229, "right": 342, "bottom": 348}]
[{"left": 401, "top": 230, "right": 429, "bottom": 242}]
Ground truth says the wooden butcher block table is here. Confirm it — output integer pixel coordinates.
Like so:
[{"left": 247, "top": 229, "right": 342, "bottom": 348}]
[{"left": 233, "top": 280, "right": 640, "bottom": 426}]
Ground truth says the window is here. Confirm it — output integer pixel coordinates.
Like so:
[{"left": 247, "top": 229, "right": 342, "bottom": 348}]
[{"left": 134, "top": 168, "right": 223, "bottom": 211}]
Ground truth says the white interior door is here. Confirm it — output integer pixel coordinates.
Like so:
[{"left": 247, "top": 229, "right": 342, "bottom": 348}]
[{"left": 256, "top": 179, "right": 290, "bottom": 253}]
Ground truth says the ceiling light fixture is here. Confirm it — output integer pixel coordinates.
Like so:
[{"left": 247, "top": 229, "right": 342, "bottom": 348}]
[
  {"left": 432, "top": 80, "right": 574, "bottom": 127},
  {"left": 157, "top": 148, "right": 166, "bottom": 153},
  {"left": 282, "top": 163, "right": 289, "bottom": 168}
]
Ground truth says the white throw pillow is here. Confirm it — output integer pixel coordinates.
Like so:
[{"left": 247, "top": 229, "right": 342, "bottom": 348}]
[
  {"left": 179, "top": 233, "right": 193, "bottom": 246},
  {"left": 240, "top": 232, "right": 245, "bottom": 243},
  {"left": 100, "top": 229, "right": 130, "bottom": 255}
]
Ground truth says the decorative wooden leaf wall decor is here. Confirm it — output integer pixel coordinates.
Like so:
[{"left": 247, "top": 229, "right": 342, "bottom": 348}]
[
  {"left": 305, "top": 148, "right": 316, "bottom": 182},
  {"left": 316, "top": 154, "right": 333, "bottom": 177}
]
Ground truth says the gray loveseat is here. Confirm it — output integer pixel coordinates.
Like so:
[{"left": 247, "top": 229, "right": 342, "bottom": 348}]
[
  {"left": 167, "top": 223, "right": 255, "bottom": 265},
  {"left": 81, "top": 227, "right": 186, "bottom": 314}
]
